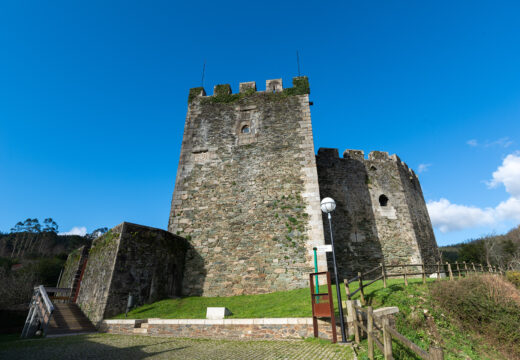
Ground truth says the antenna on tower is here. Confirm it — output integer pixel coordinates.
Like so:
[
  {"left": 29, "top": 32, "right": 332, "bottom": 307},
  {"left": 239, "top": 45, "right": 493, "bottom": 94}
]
[
  {"left": 201, "top": 60, "right": 206, "bottom": 87},
  {"left": 296, "top": 51, "right": 301, "bottom": 76}
]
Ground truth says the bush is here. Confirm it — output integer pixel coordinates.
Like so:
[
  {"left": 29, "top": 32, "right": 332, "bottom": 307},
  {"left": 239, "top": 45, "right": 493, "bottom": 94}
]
[
  {"left": 506, "top": 271, "right": 520, "bottom": 289},
  {"left": 430, "top": 275, "right": 520, "bottom": 359}
]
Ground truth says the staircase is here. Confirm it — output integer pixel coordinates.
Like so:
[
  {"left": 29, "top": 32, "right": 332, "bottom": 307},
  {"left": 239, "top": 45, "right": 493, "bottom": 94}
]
[
  {"left": 21, "top": 286, "right": 97, "bottom": 338},
  {"left": 133, "top": 320, "right": 149, "bottom": 335},
  {"left": 46, "top": 303, "right": 96, "bottom": 336}
]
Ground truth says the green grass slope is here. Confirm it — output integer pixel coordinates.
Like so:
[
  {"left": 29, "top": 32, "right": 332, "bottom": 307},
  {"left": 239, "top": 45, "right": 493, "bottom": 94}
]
[{"left": 119, "top": 276, "right": 520, "bottom": 360}]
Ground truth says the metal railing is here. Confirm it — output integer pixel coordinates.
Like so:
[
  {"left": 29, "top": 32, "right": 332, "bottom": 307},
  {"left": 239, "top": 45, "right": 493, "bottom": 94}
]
[{"left": 21, "top": 286, "right": 71, "bottom": 338}]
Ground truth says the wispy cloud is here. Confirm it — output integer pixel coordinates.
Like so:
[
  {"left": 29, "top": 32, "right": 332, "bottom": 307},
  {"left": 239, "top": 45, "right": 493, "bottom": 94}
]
[
  {"left": 466, "top": 137, "right": 513, "bottom": 148},
  {"left": 59, "top": 226, "right": 87, "bottom": 236},
  {"left": 427, "top": 151, "right": 520, "bottom": 233},
  {"left": 417, "top": 163, "right": 431, "bottom": 173},
  {"left": 486, "top": 137, "right": 514, "bottom": 148}
]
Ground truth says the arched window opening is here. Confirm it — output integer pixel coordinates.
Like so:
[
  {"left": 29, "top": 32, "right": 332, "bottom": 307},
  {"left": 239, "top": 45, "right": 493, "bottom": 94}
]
[
  {"left": 379, "top": 194, "right": 389, "bottom": 207},
  {"left": 241, "top": 125, "right": 250, "bottom": 134}
]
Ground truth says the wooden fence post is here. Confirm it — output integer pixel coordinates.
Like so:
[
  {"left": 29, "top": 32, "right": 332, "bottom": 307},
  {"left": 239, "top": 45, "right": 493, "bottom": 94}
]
[
  {"left": 447, "top": 262, "right": 453, "bottom": 281},
  {"left": 456, "top": 262, "right": 461, "bottom": 279},
  {"left": 381, "top": 263, "right": 387, "bottom": 288},
  {"left": 382, "top": 317, "right": 392, "bottom": 360},
  {"left": 436, "top": 262, "right": 441, "bottom": 280},
  {"left": 472, "top": 262, "right": 476, "bottom": 273},
  {"left": 353, "top": 305, "right": 360, "bottom": 344},
  {"left": 367, "top": 306, "right": 374, "bottom": 360},
  {"left": 480, "top": 263, "right": 484, "bottom": 273},
  {"left": 344, "top": 279, "right": 351, "bottom": 300},
  {"left": 358, "top": 272, "right": 366, "bottom": 306},
  {"left": 421, "top": 263, "right": 426, "bottom": 284},
  {"left": 429, "top": 346, "right": 444, "bottom": 360},
  {"left": 404, "top": 266, "right": 408, "bottom": 286},
  {"left": 463, "top": 261, "right": 468, "bottom": 276}
]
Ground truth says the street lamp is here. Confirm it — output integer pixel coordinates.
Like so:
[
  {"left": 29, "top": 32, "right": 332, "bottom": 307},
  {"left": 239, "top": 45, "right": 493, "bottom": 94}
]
[{"left": 320, "top": 197, "right": 347, "bottom": 343}]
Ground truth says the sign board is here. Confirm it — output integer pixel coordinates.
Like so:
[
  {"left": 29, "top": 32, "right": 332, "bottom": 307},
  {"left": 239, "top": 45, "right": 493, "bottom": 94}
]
[{"left": 315, "top": 245, "right": 332, "bottom": 253}]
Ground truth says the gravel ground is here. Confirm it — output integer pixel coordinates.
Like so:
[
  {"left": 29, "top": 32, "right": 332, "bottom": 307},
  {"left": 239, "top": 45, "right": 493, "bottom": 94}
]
[{"left": 0, "top": 333, "right": 355, "bottom": 360}]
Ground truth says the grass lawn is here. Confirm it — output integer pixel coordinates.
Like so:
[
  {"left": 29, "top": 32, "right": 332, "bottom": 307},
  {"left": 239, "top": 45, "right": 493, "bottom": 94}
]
[{"left": 116, "top": 277, "right": 431, "bottom": 319}]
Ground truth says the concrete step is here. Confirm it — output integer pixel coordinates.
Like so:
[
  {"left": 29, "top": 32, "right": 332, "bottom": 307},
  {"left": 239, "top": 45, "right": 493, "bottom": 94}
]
[{"left": 133, "top": 328, "right": 148, "bottom": 334}]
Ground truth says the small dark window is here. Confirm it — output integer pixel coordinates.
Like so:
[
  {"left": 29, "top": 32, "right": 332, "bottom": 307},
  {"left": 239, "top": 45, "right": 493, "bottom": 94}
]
[
  {"left": 379, "top": 194, "right": 388, "bottom": 207},
  {"left": 241, "top": 125, "right": 250, "bottom": 134},
  {"left": 370, "top": 166, "right": 377, "bottom": 171}
]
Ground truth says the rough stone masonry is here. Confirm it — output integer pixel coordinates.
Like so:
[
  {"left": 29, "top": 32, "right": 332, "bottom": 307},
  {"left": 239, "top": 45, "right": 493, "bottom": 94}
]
[
  {"left": 168, "top": 76, "right": 440, "bottom": 297},
  {"left": 168, "top": 78, "right": 327, "bottom": 297}
]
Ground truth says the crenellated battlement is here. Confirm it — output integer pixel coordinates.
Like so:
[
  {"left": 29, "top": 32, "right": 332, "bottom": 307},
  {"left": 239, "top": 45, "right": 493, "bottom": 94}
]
[
  {"left": 316, "top": 147, "right": 418, "bottom": 178},
  {"left": 187, "top": 76, "right": 310, "bottom": 103}
]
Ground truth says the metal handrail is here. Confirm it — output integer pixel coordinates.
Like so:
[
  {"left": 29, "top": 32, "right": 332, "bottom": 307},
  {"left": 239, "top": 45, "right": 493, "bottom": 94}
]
[
  {"left": 39, "top": 286, "right": 54, "bottom": 314},
  {"left": 21, "top": 285, "right": 56, "bottom": 338}
]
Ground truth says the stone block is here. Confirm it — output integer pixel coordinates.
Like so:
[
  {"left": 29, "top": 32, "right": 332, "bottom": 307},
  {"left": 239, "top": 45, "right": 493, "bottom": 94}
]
[
  {"left": 373, "top": 306, "right": 399, "bottom": 318},
  {"left": 206, "top": 307, "right": 231, "bottom": 319}
]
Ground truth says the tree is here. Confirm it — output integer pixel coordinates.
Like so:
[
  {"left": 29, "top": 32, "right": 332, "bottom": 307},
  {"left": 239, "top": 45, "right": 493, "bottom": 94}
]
[
  {"left": 87, "top": 227, "right": 108, "bottom": 240},
  {"left": 42, "top": 218, "right": 58, "bottom": 233}
]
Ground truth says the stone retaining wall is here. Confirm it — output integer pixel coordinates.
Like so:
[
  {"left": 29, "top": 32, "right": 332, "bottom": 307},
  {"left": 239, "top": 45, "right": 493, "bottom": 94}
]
[{"left": 100, "top": 318, "right": 343, "bottom": 341}]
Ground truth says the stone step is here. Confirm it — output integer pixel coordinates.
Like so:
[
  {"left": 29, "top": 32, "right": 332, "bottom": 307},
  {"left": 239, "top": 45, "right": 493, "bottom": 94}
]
[{"left": 47, "top": 303, "right": 96, "bottom": 335}]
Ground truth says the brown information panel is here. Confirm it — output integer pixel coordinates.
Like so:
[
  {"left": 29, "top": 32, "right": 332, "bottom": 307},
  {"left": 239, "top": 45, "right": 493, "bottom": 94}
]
[{"left": 309, "top": 271, "right": 337, "bottom": 343}]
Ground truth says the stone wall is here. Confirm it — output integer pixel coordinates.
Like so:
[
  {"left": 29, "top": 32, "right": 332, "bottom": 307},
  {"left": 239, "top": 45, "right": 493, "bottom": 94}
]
[
  {"left": 76, "top": 222, "right": 187, "bottom": 325},
  {"left": 316, "top": 148, "right": 439, "bottom": 280},
  {"left": 168, "top": 77, "right": 326, "bottom": 297},
  {"left": 100, "top": 318, "right": 341, "bottom": 341},
  {"left": 58, "top": 245, "right": 84, "bottom": 289}
]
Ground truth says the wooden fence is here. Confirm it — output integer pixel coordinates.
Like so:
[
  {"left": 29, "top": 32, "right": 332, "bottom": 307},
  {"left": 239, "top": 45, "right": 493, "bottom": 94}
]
[
  {"left": 345, "top": 261, "right": 504, "bottom": 305},
  {"left": 353, "top": 304, "right": 443, "bottom": 360}
]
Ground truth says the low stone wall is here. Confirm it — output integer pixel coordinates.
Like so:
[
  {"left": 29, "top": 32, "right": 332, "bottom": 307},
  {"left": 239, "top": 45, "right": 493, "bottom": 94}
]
[{"left": 100, "top": 318, "right": 342, "bottom": 341}]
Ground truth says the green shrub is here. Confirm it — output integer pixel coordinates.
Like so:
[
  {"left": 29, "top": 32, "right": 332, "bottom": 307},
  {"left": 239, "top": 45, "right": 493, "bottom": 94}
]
[
  {"left": 430, "top": 275, "right": 520, "bottom": 359},
  {"left": 506, "top": 271, "right": 520, "bottom": 289}
]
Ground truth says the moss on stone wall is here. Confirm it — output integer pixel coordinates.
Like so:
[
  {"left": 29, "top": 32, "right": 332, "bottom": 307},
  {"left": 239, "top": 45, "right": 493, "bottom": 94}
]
[
  {"left": 188, "top": 87, "right": 205, "bottom": 104},
  {"left": 89, "top": 230, "right": 118, "bottom": 256},
  {"left": 189, "top": 76, "right": 310, "bottom": 104},
  {"left": 58, "top": 247, "right": 82, "bottom": 289}
]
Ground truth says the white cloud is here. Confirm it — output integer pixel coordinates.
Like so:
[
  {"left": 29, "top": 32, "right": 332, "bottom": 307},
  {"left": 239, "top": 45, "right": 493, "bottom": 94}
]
[
  {"left": 418, "top": 163, "right": 431, "bottom": 173},
  {"left": 60, "top": 226, "right": 87, "bottom": 236},
  {"left": 487, "top": 152, "right": 520, "bottom": 197},
  {"left": 495, "top": 197, "right": 520, "bottom": 222},
  {"left": 467, "top": 139, "right": 478, "bottom": 147},
  {"left": 427, "top": 199, "right": 495, "bottom": 233},
  {"left": 428, "top": 152, "right": 520, "bottom": 233}
]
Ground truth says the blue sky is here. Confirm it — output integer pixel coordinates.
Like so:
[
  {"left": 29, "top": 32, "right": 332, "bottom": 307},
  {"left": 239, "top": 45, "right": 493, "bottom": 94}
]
[{"left": 1, "top": 1, "right": 520, "bottom": 246}]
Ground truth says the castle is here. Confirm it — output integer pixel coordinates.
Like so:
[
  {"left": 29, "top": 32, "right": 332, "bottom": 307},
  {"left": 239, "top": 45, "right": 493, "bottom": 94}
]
[
  {"left": 168, "top": 76, "right": 439, "bottom": 297},
  {"left": 60, "top": 76, "right": 439, "bottom": 324}
]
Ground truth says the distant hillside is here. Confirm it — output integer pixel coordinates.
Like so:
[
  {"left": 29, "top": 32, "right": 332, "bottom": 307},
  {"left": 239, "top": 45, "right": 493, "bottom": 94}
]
[
  {"left": 440, "top": 225, "right": 520, "bottom": 270},
  {"left": 0, "top": 232, "right": 90, "bottom": 259}
]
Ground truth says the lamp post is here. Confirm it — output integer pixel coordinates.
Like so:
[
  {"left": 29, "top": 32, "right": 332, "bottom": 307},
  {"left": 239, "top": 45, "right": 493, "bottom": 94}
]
[{"left": 320, "top": 197, "right": 347, "bottom": 343}]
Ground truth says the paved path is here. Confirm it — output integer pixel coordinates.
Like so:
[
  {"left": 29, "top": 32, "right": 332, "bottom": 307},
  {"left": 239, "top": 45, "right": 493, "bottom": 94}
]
[{"left": 0, "top": 333, "right": 355, "bottom": 360}]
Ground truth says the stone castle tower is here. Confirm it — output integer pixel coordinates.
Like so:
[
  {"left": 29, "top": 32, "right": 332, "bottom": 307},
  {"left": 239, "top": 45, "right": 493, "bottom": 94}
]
[
  {"left": 316, "top": 148, "right": 439, "bottom": 281},
  {"left": 169, "top": 76, "right": 440, "bottom": 297},
  {"left": 168, "top": 77, "right": 327, "bottom": 297}
]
